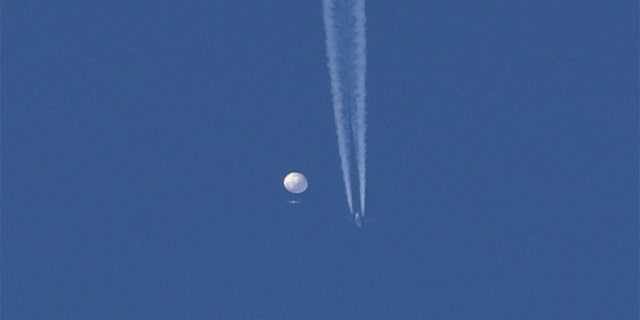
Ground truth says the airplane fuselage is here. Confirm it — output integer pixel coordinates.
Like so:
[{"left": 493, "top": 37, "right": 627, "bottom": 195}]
[{"left": 354, "top": 211, "right": 363, "bottom": 227}]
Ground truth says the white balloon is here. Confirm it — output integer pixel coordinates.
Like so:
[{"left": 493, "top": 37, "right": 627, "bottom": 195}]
[{"left": 283, "top": 172, "right": 308, "bottom": 194}]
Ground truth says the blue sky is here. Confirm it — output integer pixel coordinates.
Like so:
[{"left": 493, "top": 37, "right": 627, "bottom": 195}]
[{"left": 3, "top": 1, "right": 638, "bottom": 319}]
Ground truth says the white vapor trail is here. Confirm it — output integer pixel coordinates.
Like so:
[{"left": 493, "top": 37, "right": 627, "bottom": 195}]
[{"left": 322, "top": 0, "right": 367, "bottom": 217}]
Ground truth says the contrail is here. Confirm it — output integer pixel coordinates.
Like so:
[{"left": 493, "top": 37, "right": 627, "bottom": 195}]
[
  {"left": 322, "top": 0, "right": 367, "bottom": 217},
  {"left": 322, "top": 0, "right": 354, "bottom": 214},
  {"left": 353, "top": 0, "right": 367, "bottom": 216}
]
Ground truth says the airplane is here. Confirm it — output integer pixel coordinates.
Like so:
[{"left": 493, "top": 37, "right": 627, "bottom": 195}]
[
  {"left": 353, "top": 211, "right": 363, "bottom": 228},
  {"left": 341, "top": 211, "right": 371, "bottom": 228}
]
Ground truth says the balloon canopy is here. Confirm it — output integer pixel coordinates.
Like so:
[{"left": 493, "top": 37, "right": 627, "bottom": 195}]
[{"left": 283, "top": 172, "right": 308, "bottom": 194}]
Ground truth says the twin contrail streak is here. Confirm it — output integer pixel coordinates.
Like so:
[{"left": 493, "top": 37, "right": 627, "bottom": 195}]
[{"left": 322, "top": 0, "right": 367, "bottom": 217}]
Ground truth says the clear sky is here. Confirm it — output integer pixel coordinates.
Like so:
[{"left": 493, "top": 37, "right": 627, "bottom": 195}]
[{"left": 3, "top": 1, "right": 638, "bottom": 319}]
